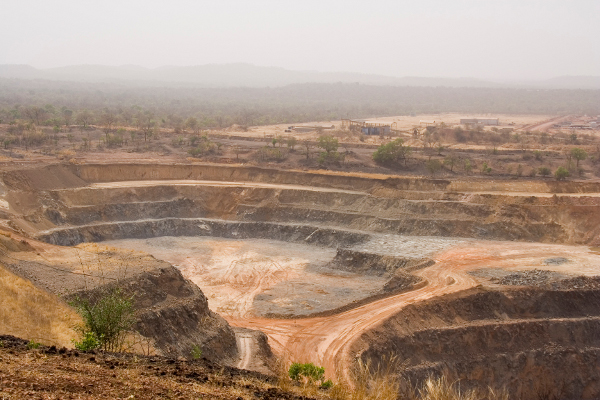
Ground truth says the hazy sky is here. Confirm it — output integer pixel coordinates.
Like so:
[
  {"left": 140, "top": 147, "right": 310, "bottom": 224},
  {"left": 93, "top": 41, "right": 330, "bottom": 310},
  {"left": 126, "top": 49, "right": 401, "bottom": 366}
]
[{"left": 2, "top": 0, "right": 598, "bottom": 80}]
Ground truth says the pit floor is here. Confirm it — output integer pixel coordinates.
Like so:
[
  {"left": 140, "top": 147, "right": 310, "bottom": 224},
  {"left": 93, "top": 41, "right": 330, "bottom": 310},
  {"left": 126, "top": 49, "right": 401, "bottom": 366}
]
[
  {"left": 104, "top": 237, "right": 388, "bottom": 317},
  {"left": 104, "top": 236, "right": 600, "bottom": 319}
]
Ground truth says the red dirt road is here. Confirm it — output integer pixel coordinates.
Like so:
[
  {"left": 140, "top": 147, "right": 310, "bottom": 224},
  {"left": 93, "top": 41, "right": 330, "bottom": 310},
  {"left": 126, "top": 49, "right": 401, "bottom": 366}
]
[{"left": 226, "top": 240, "right": 600, "bottom": 381}]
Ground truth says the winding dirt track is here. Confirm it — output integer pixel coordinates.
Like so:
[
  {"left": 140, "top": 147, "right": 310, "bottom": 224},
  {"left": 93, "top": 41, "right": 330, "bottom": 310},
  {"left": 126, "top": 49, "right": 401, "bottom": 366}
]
[
  {"left": 226, "top": 241, "right": 600, "bottom": 381},
  {"left": 226, "top": 245, "right": 480, "bottom": 381},
  {"left": 518, "top": 114, "right": 573, "bottom": 132},
  {"left": 236, "top": 335, "right": 253, "bottom": 370}
]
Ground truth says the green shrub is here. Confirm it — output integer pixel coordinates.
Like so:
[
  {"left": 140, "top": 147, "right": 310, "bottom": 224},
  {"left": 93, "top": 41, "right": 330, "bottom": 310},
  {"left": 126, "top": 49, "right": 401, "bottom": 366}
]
[
  {"left": 318, "top": 150, "right": 343, "bottom": 165},
  {"left": 554, "top": 166, "right": 570, "bottom": 181},
  {"left": 317, "top": 135, "right": 338, "bottom": 154},
  {"left": 426, "top": 159, "right": 442, "bottom": 176},
  {"left": 538, "top": 166, "right": 551, "bottom": 176},
  {"left": 464, "top": 159, "right": 473, "bottom": 174},
  {"left": 288, "top": 362, "right": 325, "bottom": 383},
  {"left": 320, "top": 379, "right": 334, "bottom": 389},
  {"left": 72, "top": 331, "right": 101, "bottom": 351},
  {"left": 257, "top": 146, "right": 287, "bottom": 162},
  {"left": 27, "top": 340, "right": 41, "bottom": 350},
  {"left": 191, "top": 344, "right": 202, "bottom": 360},
  {"left": 372, "top": 138, "right": 411, "bottom": 167},
  {"left": 70, "top": 288, "right": 135, "bottom": 352},
  {"left": 481, "top": 162, "right": 492, "bottom": 174}
]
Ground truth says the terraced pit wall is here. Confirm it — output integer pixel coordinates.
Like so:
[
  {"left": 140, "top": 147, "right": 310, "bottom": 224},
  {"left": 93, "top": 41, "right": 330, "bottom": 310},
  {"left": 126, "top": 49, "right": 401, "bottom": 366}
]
[
  {"left": 4, "top": 163, "right": 600, "bottom": 245},
  {"left": 353, "top": 287, "right": 600, "bottom": 399}
]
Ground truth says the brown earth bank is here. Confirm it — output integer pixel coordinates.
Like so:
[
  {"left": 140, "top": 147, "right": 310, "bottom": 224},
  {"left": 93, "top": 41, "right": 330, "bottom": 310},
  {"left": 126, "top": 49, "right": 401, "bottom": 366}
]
[
  {"left": 0, "top": 335, "right": 309, "bottom": 400},
  {"left": 65, "top": 266, "right": 239, "bottom": 362},
  {"left": 0, "top": 231, "right": 241, "bottom": 364},
  {"left": 353, "top": 286, "right": 600, "bottom": 399}
]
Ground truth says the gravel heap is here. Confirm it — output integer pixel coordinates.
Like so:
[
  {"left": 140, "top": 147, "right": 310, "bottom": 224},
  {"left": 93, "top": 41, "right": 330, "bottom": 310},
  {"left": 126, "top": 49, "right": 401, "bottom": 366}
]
[
  {"left": 551, "top": 276, "right": 600, "bottom": 290},
  {"left": 494, "top": 269, "right": 562, "bottom": 286}
]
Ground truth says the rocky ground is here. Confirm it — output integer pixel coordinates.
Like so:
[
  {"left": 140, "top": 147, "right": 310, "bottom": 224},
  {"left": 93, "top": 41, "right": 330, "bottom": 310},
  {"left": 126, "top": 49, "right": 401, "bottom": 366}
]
[{"left": 0, "top": 335, "right": 318, "bottom": 400}]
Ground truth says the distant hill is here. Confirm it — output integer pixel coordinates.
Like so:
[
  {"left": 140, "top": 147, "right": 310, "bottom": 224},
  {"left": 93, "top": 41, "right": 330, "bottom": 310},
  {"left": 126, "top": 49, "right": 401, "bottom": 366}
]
[
  {"left": 535, "top": 76, "right": 600, "bottom": 90},
  {"left": 0, "top": 64, "right": 598, "bottom": 90},
  {"left": 0, "top": 64, "right": 502, "bottom": 88}
]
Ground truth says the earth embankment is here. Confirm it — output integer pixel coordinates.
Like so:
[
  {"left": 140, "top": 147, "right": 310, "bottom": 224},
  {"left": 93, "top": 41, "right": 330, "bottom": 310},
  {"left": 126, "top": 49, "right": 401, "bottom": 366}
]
[{"left": 354, "top": 287, "right": 600, "bottom": 399}]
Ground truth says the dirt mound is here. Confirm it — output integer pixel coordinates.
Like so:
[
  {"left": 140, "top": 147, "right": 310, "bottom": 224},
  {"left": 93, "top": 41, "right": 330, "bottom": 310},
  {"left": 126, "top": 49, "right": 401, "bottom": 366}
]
[
  {"left": 471, "top": 268, "right": 600, "bottom": 290},
  {"left": 2, "top": 164, "right": 87, "bottom": 191},
  {"left": 0, "top": 334, "right": 311, "bottom": 400},
  {"left": 326, "top": 248, "right": 432, "bottom": 277},
  {"left": 496, "top": 268, "right": 563, "bottom": 286},
  {"left": 551, "top": 275, "right": 600, "bottom": 290}
]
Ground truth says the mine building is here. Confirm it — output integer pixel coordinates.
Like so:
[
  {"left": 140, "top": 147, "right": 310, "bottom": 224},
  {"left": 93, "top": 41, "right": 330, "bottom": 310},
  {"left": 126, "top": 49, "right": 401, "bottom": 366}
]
[
  {"left": 291, "top": 125, "right": 335, "bottom": 133},
  {"left": 460, "top": 118, "right": 500, "bottom": 126},
  {"left": 341, "top": 119, "right": 391, "bottom": 136}
]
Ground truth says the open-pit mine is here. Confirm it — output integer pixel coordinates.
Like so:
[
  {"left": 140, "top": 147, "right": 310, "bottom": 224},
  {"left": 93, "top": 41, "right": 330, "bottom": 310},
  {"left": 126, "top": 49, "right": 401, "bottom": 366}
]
[{"left": 2, "top": 162, "right": 600, "bottom": 399}]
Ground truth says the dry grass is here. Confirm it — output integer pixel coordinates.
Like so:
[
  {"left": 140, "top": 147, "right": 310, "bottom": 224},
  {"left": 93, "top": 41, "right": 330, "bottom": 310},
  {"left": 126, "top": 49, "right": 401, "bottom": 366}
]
[
  {"left": 0, "top": 264, "right": 81, "bottom": 347},
  {"left": 274, "top": 355, "right": 511, "bottom": 400},
  {"left": 416, "top": 376, "right": 509, "bottom": 400},
  {"left": 338, "top": 356, "right": 402, "bottom": 400}
]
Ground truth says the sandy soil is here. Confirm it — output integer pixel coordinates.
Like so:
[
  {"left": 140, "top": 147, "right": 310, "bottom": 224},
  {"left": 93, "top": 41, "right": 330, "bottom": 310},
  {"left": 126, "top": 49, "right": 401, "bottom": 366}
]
[
  {"left": 236, "top": 114, "right": 553, "bottom": 139},
  {"left": 105, "top": 237, "right": 390, "bottom": 318}
]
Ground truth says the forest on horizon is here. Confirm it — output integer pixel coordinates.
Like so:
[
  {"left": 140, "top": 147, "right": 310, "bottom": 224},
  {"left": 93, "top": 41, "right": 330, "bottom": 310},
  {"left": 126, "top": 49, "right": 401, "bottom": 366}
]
[{"left": 1, "top": 78, "right": 599, "bottom": 129}]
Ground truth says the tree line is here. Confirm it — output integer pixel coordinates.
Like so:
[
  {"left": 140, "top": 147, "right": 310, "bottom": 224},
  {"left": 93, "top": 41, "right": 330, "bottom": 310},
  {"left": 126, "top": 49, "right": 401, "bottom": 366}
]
[{"left": 1, "top": 79, "right": 599, "bottom": 132}]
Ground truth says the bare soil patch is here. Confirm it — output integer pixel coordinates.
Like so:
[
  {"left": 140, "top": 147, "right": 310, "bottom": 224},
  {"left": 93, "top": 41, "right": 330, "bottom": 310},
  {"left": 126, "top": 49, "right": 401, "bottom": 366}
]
[{"left": 104, "top": 237, "right": 389, "bottom": 318}]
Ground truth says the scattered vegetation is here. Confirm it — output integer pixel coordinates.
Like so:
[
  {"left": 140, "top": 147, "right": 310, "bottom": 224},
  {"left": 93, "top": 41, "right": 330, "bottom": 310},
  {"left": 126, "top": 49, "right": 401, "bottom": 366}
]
[
  {"left": 288, "top": 362, "right": 332, "bottom": 390},
  {"left": 2, "top": 81, "right": 599, "bottom": 131},
  {"left": 69, "top": 288, "right": 135, "bottom": 352},
  {"left": 426, "top": 159, "right": 442, "bottom": 176}
]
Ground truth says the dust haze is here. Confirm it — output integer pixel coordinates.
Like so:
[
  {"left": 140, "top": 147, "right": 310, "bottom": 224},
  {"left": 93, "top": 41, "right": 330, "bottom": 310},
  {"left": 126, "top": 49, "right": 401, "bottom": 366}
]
[{"left": 1, "top": 0, "right": 599, "bottom": 81}]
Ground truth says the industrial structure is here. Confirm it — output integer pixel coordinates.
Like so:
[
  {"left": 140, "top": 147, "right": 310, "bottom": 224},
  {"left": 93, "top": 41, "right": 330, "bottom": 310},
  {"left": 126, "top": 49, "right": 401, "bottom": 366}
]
[
  {"left": 460, "top": 118, "right": 499, "bottom": 126},
  {"left": 290, "top": 125, "right": 334, "bottom": 133},
  {"left": 341, "top": 119, "right": 391, "bottom": 136}
]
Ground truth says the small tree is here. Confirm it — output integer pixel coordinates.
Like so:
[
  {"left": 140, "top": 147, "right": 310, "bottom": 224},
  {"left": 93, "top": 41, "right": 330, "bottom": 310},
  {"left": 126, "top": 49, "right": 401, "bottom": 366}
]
[
  {"left": 538, "top": 166, "right": 551, "bottom": 177},
  {"left": 70, "top": 288, "right": 135, "bottom": 352},
  {"left": 426, "top": 159, "right": 442, "bottom": 176},
  {"left": 372, "top": 138, "right": 411, "bottom": 167},
  {"left": 555, "top": 166, "right": 570, "bottom": 181},
  {"left": 302, "top": 140, "right": 313, "bottom": 160},
  {"left": 481, "top": 162, "right": 492, "bottom": 174},
  {"left": 464, "top": 159, "right": 473, "bottom": 174},
  {"left": 286, "top": 137, "right": 297, "bottom": 151},
  {"left": 516, "top": 164, "right": 523, "bottom": 177},
  {"left": 317, "top": 135, "right": 338, "bottom": 154},
  {"left": 443, "top": 154, "right": 458, "bottom": 172},
  {"left": 571, "top": 147, "right": 588, "bottom": 168}
]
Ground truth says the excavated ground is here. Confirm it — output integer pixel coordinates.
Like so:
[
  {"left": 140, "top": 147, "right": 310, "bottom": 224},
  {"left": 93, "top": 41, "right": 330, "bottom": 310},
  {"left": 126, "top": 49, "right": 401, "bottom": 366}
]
[{"left": 1, "top": 163, "right": 600, "bottom": 397}]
